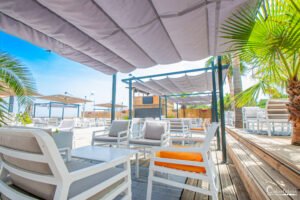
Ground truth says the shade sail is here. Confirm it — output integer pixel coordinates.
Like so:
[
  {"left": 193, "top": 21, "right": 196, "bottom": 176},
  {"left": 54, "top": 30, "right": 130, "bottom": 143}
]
[
  {"left": 132, "top": 70, "right": 227, "bottom": 96},
  {"left": 95, "top": 103, "right": 127, "bottom": 108},
  {"left": 38, "top": 94, "right": 91, "bottom": 104},
  {"left": 169, "top": 95, "right": 211, "bottom": 104},
  {"left": 0, "top": 0, "right": 250, "bottom": 75}
]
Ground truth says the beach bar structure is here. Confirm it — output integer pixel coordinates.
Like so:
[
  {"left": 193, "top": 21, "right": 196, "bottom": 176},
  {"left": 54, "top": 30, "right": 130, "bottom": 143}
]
[{"left": 34, "top": 94, "right": 91, "bottom": 119}]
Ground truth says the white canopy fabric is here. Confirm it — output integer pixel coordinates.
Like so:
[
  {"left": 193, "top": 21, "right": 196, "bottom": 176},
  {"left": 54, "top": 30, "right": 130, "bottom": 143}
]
[
  {"left": 132, "top": 70, "right": 227, "bottom": 96},
  {"left": 0, "top": 0, "right": 250, "bottom": 75},
  {"left": 169, "top": 95, "right": 211, "bottom": 104}
]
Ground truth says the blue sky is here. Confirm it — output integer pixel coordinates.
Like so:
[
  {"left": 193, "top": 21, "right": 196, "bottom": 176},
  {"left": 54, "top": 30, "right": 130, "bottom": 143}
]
[{"left": 0, "top": 31, "right": 256, "bottom": 117}]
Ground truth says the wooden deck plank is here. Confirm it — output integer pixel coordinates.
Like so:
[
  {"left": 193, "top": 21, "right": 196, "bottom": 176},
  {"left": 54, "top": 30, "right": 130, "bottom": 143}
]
[
  {"left": 215, "top": 150, "right": 237, "bottom": 200},
  {"left": 226, "top": 127, "right": 300, "bottom": 189},
  {"left": 241, "top": 141, "right": 299, "bottom": 200},
  {"left": 226, "top": 127, "right": 300, "bottom": 172},
  {"left": 226, "top": 163, "right": 250, "bottom": 200},
  {"left": 227, "top": 134, "right": 292, "bottom": 200}
]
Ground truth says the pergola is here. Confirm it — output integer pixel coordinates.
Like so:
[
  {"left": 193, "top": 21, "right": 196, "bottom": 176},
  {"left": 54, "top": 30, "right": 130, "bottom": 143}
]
[
  {"left": 94, "top": 103, "right": 127, "bottom": 119},
  {"left": 34, "top": 94, "right": 91, "bottom": 119},
  {"left": 122, "top": 57, "right": 227, "bottom": 160},
  {"left": 0, "top": 0, "right": 251, "bottom": 162}
]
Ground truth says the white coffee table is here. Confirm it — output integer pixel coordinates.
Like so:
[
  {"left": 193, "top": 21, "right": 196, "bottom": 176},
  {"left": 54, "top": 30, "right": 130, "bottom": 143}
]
[{"left": 71, "top": 146, "right": 140, "bottom": 178}]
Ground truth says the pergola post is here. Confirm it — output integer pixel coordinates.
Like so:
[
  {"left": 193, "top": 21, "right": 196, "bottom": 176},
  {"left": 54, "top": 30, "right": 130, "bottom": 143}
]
[
  {"left": 61, "top": 103, "right": 65, "bottom": 119},
  {"left": 218, "top": 56, "right": 227, "bottom": 163},
  {"left": 33, "top": 103, "right": 36, "bottom": 118},
  {"left": 49, "top": 102, "right": 52, "bottom": 118},
  {"left": 211, "top": 60, "right": 220, "bottom": 150},
  {"left": 8, "top": 96, "right": 14, "bottom": 113},
  {"left": 128, "top": 79, "right": 133, "bottom": 119},
  {"left": 176, "top": 103, "right": 179, "bottom": 118},
  {"left": 159, "top": 96, "right": 162, "bottom": 120},
  {"left": 164, "top": 96, "right": 168, "bottom": 118},
  {"left": 77, "top": 105, "right": 80, "bottom": 117},
  {"left": 111, "top": 74, "right": 117, "bottom": 122}
]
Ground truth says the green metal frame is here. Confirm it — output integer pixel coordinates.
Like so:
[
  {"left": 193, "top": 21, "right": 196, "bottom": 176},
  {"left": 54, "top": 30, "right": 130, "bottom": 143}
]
[
  {"left": 217, "top": 56, "right": 227, "bottom": 163},
  {"left": 121, "top": 64, "right": 228, "bottom": 160},
  {"left": 111, "top": 74, "right": 117, "bottom": 122}
]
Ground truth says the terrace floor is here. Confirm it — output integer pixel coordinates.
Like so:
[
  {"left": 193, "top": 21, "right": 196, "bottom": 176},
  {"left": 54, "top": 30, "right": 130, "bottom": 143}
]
[{"left": 72, "top": 127, "right": 250, "bottom": 199}]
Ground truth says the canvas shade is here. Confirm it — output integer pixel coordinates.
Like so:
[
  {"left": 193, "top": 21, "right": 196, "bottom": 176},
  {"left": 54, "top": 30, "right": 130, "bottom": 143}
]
[
  {"left": 132, "top": 70, "right": 227, "bottom": 96},
  {"left": 38, "top": 94, "right": 91, "bottom": 104},
  {"left": 168, "top": 95, "right": 211, "bottom": 104},
  {"left": 0, "top": 0, "right": 251, "bottom": 75}
]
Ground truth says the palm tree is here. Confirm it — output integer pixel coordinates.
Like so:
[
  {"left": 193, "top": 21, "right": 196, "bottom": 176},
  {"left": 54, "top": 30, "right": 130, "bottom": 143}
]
[
  {"left": 0, "top": 53, "right": 36, "bottom": 124},
  {"left": 221, "top": 0, "right": 300, "bottom": 145},
  {"left": 205, "top": 55, "right": 247, "bottom": 128}
]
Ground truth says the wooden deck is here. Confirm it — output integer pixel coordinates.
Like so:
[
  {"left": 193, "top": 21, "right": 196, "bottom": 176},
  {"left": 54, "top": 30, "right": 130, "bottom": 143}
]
[
  {"left": 226, "top": 126, "right": 300, "bottom": 188},
  {"left": 181, "top": 140, "right": 250, "bottom": 200}
]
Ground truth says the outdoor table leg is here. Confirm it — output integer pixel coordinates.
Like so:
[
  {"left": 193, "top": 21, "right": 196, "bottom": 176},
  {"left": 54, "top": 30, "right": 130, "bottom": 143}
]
[{"left": 135, "top": 153, "right": 139, "bottom": 178}]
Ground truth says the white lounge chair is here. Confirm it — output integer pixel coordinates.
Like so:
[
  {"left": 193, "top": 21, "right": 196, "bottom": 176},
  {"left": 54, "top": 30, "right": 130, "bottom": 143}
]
[
  {"left": 0, "top": 128, "right": 131, "bottom": 200},
  {"left": 128, "top": 120, "right": 170, "bottom": 149},
  {"left": 57, "top": 119, "right": 75, "bottom": 132},
  {"left": 91, "top": 120, "right": 130, "bottom": 147},
  {"left": 168, "top": 119, "right": 190, "bottom": 145},
  {"left": 243, "top": 107, "right": 260, "bottom": 132},
  {"left": 266, "top": 99, "right": 291, "bottom": 136},
  {"left": 146, "top": 123, "right": 220, "bottom": 200}
]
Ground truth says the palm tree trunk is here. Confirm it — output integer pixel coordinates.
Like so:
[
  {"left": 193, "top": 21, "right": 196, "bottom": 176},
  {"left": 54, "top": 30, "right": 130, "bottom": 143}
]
[
  {"left": 227, "top": 74, "right": 234, "bottom": 110},
  {"left": 287, "top": 79, "right": 300, "bottom": 145},
  {"left": 232, "top": 54, "right": 243, "bottom": 128}
]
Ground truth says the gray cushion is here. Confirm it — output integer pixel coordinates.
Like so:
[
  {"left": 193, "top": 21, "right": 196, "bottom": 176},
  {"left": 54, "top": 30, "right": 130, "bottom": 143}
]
[
  {"left": 93, "top": 136, "right": 119, "bottom": 143},
  {"left": 108, "top": 120, "right": 129, "bottom": 137},
  {"left": 129, "top": 138, "right": 161, "bottom": 146},
  {"left": 144, "top": 121, "right": 166, "bottom": 140},
  {"left": 0, "top": 130, "right": 55, "bottom": 200}
]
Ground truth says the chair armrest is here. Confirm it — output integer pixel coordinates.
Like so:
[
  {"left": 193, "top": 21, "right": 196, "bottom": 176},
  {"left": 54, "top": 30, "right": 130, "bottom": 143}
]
[
  {"left": 58, "top": 147, "right": 71, "bottom": 162},
  {"left": 160, "top": 132, "right": 170, "bottom": 146},
  {"left": 118, "top": 130, "right": 128, "bottom": 138},
  {"left": 92, "top": 129, "right": 108, "bottom": 137}
]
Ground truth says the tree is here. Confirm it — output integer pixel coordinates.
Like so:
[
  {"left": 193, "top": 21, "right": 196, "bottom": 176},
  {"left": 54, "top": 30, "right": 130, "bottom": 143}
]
[
  {"left": 0, "top": 53, "right": 36, "bottom": 125},
  {"left": 221, "top": 0, "right": 300, "bottom": 145},
  {"left": 205, "top": 55, "right": 247, "bottom": 128}
]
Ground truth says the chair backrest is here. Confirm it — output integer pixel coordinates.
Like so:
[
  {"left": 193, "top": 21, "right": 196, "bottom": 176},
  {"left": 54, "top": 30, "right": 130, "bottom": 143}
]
[
  {"left": 108, "top": 120, "right": 130, "bottom": 137},
  {"left": 203, "top": 122, "right": 219, "bottom": 151},
  {"left": 169, "top": 119, "right": 185, "bottom": 132},
  {"left": 266, "top": 99, "right": 289, "bottom": 120},
  {"left": 243, "top": 107, "right": 260, "bottom": 119},
  {"left": 0, "top": 128, "right": 68, "bottom": 199},
  {"left": 143, "top": 120, "right": 168, "bottom": 140},
  {"left": 58, "top": 119, "right": 74, "bottom": 130}
]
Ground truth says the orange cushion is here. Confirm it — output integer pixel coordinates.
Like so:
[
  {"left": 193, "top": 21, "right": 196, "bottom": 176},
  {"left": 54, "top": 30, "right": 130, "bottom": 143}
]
[
  {"left": 155, "top": 151, "right": 206, "bottom": 173},
  {"left": 190, "top": 127, "right": 205, "bottom": 131}
]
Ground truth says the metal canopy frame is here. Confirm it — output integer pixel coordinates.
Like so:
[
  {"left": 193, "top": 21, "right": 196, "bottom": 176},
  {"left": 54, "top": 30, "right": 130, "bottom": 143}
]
[
  {"left": 33, "top": 101, "right": 80, "bottom": 119},
  {"left": 121, "top": 58, "right": 227, "bottom": 162}
]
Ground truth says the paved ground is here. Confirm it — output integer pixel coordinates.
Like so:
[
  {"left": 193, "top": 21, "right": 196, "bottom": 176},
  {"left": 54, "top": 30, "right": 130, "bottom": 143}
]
[{"left": 72, "top": 127, "right": 183, "bottom": 200}]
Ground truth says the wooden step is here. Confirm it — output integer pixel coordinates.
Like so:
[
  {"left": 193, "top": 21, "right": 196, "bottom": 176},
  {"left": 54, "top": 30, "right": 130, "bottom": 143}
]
[
  {"left": 227, "top": 134, "right": 299, "bottom": 200},
  {"left": 226, "top": 127, "right": 299, "bottom": 188}
]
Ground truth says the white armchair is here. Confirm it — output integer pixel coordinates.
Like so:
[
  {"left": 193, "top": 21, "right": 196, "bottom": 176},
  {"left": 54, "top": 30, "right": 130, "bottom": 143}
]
[{"left": 91, "top": 120, "right": 130, "bottom": 147}]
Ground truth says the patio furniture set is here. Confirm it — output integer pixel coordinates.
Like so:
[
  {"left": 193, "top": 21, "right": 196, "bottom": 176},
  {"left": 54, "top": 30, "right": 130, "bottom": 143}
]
[
  {"left": 225, "top": 99, "right": 291, "bottom": 136},
  {"left": 0, "top": 119, "right": 219, "bottom": 200}
]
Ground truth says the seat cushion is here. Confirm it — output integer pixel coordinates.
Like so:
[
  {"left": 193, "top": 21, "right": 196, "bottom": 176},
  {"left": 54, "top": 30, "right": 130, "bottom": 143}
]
[
  {"left": 129, "top": 138, "right": 161, "bottom": 146},
  {"left": 108, "top": 120, "right": 129, "bottom": 137},
  {"left": 144, "top": 121, "right": 165, "bottom": 140},
  {"left": 190, "top": 127, "right": 204, "bottom": 131},
  {"left": 93, "top": 136, "right": 119, "bottom": 143},
  {"left": 0, "top": 130, "right": 55, "bottom": 200},
  {"left": 155, "top": 151, "right": 206, "bottom": 173}
]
